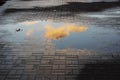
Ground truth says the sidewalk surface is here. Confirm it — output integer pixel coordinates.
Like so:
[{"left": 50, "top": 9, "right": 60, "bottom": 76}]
[{"left": 0, "top": 0, "right": 120, "bottom": 80}]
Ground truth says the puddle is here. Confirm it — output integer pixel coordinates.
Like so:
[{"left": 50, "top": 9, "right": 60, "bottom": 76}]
[
  {"left": 0, "top": 20, "right": 120, "bottom": 53},
  {"left": 44, "top": 23, "right": 87, "bottom": 40}
]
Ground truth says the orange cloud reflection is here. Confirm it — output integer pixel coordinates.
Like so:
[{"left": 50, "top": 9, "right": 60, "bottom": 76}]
[
  {"left": 21, "top": 21, "right": 38, "bottom": 26},
  {"left": 26, "top": 29, "right": 34, "bottom": 36},
  {"left": 45, "top": 24, "right": 87, "bottom": 40}
]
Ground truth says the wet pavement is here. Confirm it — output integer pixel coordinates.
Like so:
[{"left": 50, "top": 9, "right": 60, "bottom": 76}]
[{"left": 0, "top": 0, "right": 120, "bottom": 80}]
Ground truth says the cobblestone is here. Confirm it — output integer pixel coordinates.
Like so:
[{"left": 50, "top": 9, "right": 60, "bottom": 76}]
[
  {"left": 0, "top": 43, "right": 119, "bottom": 80},
  {"left": 0, "top": 0, "right": 120, "bottom": 80}
]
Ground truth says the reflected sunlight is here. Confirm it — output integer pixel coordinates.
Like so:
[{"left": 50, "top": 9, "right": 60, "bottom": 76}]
[
  {"left": 26, "top": 29, "right": 34, "bottom": 36},
  {"left": 21, "top": 21, "right": 39, "bottom": 26},
  {"left": 45, "top": 23, "right": 87, "bottom": 40}
]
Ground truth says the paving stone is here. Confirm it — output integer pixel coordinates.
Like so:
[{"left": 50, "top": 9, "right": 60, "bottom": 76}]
[
  {"left": 36, "top": 77, "right": 42, "bottom": 80},
  {"left": 28, "top": 75, "right": 35, "bottom": 80},
  {"left": 66, "top": 55, "right": 78, "bottom": 60},
  {"left": 71, "top": 60, "right": 78, "bottom": 65},
  {"left": 59, "top": 56, "right": 66, "bottom": 59},
  {"left": 12, "top": 66, "right": 24, "bottom": 70},
  {"left": 0, "top": 0, "right": 120, "bottom": 80},
  {"left": 5, "top": 59, "right": 15, "bottom": 65},
  {"left": 66, "top": 60, "right": 72, "bottom": 65},
  {"left": 73, "top": 69, "right": 79, "bottom": 74},
  {"left": 20, "top": 76, "right": 28, "bottom": 80},
  {"left": 32, "top": 53, "right": 43, "bottom": 56},
  {"left": 65, "top": 70, "right": 73, "bottom": 75},
  {"left": 25, "top": 65, "right": 33, "bottom": 70},
  {"left": 16, "top": 70, "right": 23, "bottom": 74},
  {"left": 59, "top": 65, "right": 66, "bottom": 69},
  {"left": 52, "top": 65, "right": 59, "bottom": 69},
  {"left": 37, "top": 70, "right": 44, "bottom": 74},
  {"left": 52, "top": 70, "right": 65, "bottom": 75},
  {"left": 65, "top": 75, "right": 77, "bottom": 80},
  {"left": 0, "top": 76, "right": 5, "bottom": 80},
  {"left": 39, "top": 65, "right": 52, "bottom": 70},
  {"left": 41, "top": 59, "right": 53, "bottom": 65},
  {"left": 42, "top": 56, "right": 54, "bottom": 59},
  {"left": 0, "top": 65, "right": 8, "bottom": 69},
  {"left": 58, "top": 76, "right": 65, "bottom": 80},
  {"left": 66, "top": 65, "right": 79, "bottom": 69},
  {"left": 6, "top": 56, "right": 14, "bottom": 59},
  {"left": 0, "top": 70, "right": 9, "bottom": 75},
  {"left": 26, "top": 60, "right": 40, "bottom": 65},
  {"left": 54, "top": 56, "right": 60, "bottom": 59},
  {"left": 6, "top": 65, "right": 13, "bottom": 69},
  {"left": 78, "top": 59, "right": 90, "bottom": 64},
  {"left": 53, "top": 60, "right": 66, "bottom": 65},
  {"left": 6, "top": 74, "right": 21, "bottom": 79},
  {"left": 9, "top": 70, "right": 16, "bottom": 74},
  {"left": 5, "top": 79, "right": 20, "bottom": 80},
  {"left": 23, "top": 70, "right": 36, "bottom": 75},
  {"left": 0, "top": 59, "right": 6, "bottom": 64},
  {"left": 44, "top": 70, "right": 52, "bottom": 75},
  {"left": 15, "top": 60, "right": 22, "bottom": 64},
  {"left": 56, "top": 52, "right": 66, "bottom": 55}
]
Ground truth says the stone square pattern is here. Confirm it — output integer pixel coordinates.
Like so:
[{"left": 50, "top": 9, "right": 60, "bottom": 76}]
[
  {"left": 0, "top": 0, "right": 120, "bottom": 80},
  {"left": 1, "top": 41, "right": 120, "bottom": 80}
]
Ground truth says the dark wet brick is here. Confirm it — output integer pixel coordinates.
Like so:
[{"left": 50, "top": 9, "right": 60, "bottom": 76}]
[
  {"left": 39, "top": 65, "right": 52, "bottom": 70},
  {"left": 52, "top": 70, "right": 65, "bottom": 75},
  {"left": 0, "top": 69, "right": 9, "bottom": 76},
  {"left": 0, "top": 76, "right": 6, "bottom": 80},
  {"left": 6, "top": 74, "right": 21, "bottom": 79},
  {"left": 53, "top": 59, "right": 66, "bottom": 65},
  {"left": 0, "top": 0, "right": 120, "bottom": 80},
  {"left": 20, "top": 76, "right": 28, "bottom": 80}
]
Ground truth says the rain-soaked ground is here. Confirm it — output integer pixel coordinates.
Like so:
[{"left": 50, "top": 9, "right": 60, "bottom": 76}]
[{"left": 0, "top": 0, "right": 120, "bottom": 80}]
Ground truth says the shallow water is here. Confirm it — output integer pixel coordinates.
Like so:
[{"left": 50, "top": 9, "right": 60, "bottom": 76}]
[{"left": 0, "top": 19, "right": 120, "bottom": 53}]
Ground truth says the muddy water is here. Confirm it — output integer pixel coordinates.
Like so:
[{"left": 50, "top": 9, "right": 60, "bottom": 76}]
[{"left": 0, "top": 19, "right": 120, "bottom": 53}]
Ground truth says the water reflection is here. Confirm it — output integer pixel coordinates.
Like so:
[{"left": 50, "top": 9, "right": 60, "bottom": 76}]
[
  {"left": 0, "top": 20, "right": 120, "bottom": 53},
  {"left": 26, "top": 29, "right": 34, "bottom": 36},
  {"left": 22, "top": 21, "right": 87, "bottom": 40},
  {"left": 21, "top": 21, "right": 39, "bottom": 26},
  {"left": 45, "top": 23, "right": 87, "bottom": 40}
]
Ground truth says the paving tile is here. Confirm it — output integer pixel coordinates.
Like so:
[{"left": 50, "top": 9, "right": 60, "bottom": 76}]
[
  {"left": 20, "top": 76, "right": 28, "bottom": 80},
  {"left": 59, "top": 65, "right": 66, "bottom": 69},
  {"left": 52, "top": 65, "right": 59, "bottom": 69},
  {"left": 65, "top": 75, "right": 77, "bottom": 80},
  {"left": 52, "top": 70, "right": 65, "bottom": 75},
  {"left": 16, "top": 70, "right": 23, "bottom": 74},
  {"left": 12, "top": 66, "right": 24, "bottom": 70},
  {"left": 25, "top": 65, "right": 33, "bottom": 70},
  {"left": 6, "top": 74, "right": 21, "bottom": 79},
  {"left": 35, "top": 77, "right": 42, "bottom": 80},
  {"left": 0, "top": 69, "right": 9, "bottom": 75},
  {"left": 59, "top": 56, "right": 66, "bottom": 59},
  {"left": 0, "top": 0, "right": 120, "bottom": 80},
  {"left": 9, "top": 70, "right": 16, "bottom": 74},
  {"left": 23, "top": 70, "right": 36, "bottom": 75},
  {"left": 65, "top": 69, "right": 73, "bottom": 74},
  {"left": 66, "top": 60, "right": 72, "bottom": 65},
  {"left": 73, "top": 69, "right": 79, "bottom": 74},
  {"left": 51, "top": 76, "right": 57, "bottom": 80},
  {"left": 53, "top": 60, "right": 66, "bottom": 65},
  {"left": 58, "top": 76, "right": 65, "bottom": 80},
  {"left": 39, "top": 65, "right": 52, "bottom": 70},
  {"left": 41, "top": 59, "right": 53, "bottom": 65},
  {"left": 42, "top": 56, "right": 54, "bottom": 59},
  {"left": 28, "top": 75, "right": 35, "bottom": 80},
  {"left": 66, "top": 65, "right": 79, "bottom": 69},
  {"left": 0, "top": 76, "right": 6, "bottom": 80},
  {"left": 5, "top": 79, "right": 20, "bottom": 80}
]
